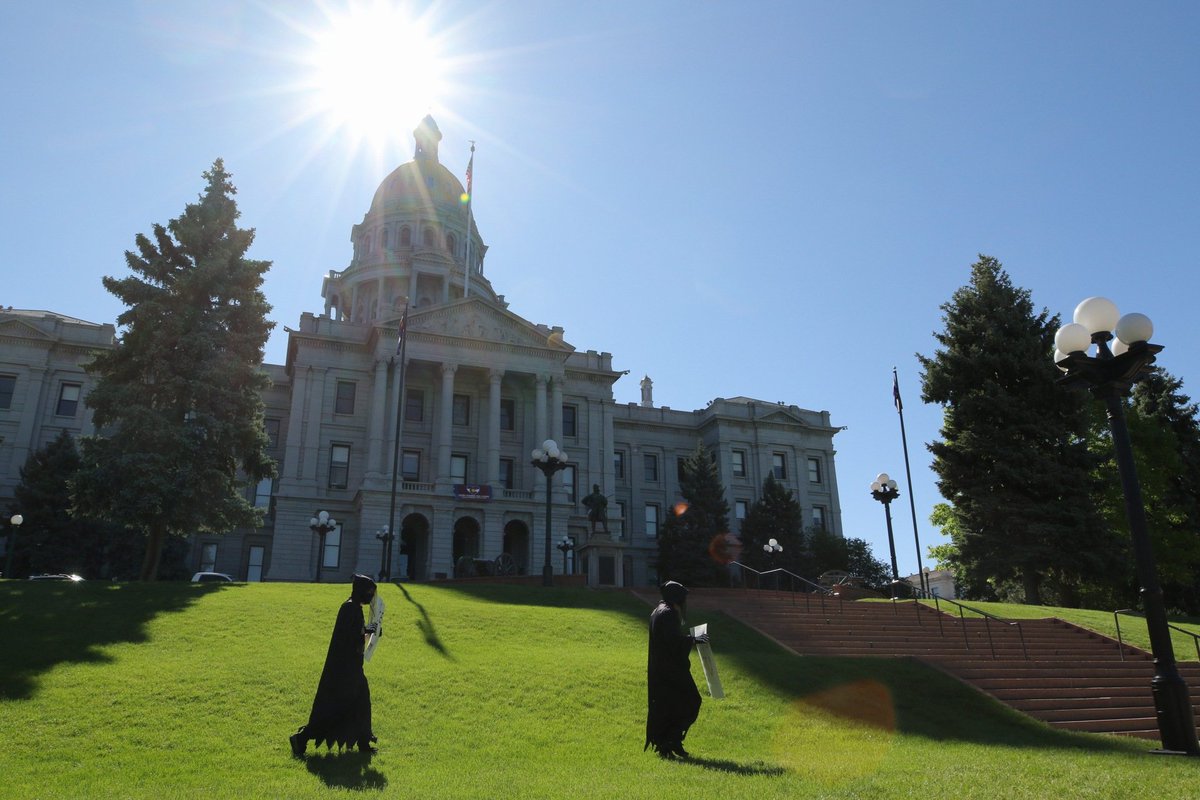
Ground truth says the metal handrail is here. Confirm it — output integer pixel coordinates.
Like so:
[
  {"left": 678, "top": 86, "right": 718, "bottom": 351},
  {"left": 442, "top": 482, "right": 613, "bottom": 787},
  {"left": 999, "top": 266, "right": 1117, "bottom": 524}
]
[
  {"left": 728, "top": 561, "right": 837, "bottom": 614},
  {"left": 1114, "top": 608, "right": 1200, "bottom": 662},
  {"left": 931, "top": 596, "right": 1029, "bottom": 660}
]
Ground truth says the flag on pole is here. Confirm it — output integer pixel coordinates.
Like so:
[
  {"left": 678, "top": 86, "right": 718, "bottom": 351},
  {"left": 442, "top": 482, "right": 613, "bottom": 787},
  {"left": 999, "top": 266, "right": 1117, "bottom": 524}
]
[
  {"left": 892, "top": 369, "right": 903, "bottom": 412},
  {"left": 396, "top": 303, "right": 409, "bottom": 356},
  {"left": 465, "top": 150, "right": 473, "bottom": 196}
]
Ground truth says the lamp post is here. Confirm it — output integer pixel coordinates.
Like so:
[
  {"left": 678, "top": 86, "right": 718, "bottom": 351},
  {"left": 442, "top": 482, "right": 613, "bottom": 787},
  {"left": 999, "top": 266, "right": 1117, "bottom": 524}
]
[
  {"left": 309, "top": 510, "right": 339, "bottom": 583},
  {"left": 531, "top": 439, "right": 569, "bottom": 587},
  {"left": 870, "top": 473, "right": 902, "bottom": 599},
  {"left": 557, "top": 536, "right": 575, "bottom": 576},
  {"left": 1055, "top": 296, "right": 1199, "bottom": 756},
  {"left": 763, "top": 537, "right": 782, "bottom": 590},
  {"left": 375, "top": 524, "right": 395, "bottom": 582},
  {"left": 4, "top": 514, "right": 22, "bottom": 579}
]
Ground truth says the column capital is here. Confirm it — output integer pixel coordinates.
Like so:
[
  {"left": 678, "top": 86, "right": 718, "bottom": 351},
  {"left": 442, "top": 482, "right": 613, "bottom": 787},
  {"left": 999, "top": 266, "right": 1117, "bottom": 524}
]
[
  {"left": 488, "top": 368, "right": 505, "bottom": 383},
  {"left": 441, "top": 363, "right": 458, "bottom": 378}
]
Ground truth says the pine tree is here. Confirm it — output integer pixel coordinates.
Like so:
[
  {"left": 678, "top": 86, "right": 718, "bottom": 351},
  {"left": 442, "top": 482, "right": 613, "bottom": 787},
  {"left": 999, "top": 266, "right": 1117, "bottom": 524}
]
[
  {"left": 738, "top": 473, "right": 803, "bottom": 573},
  {"left": 657, "top": 442, "right": 730, "bottom": 587},
  {"left": 918, "top": 255, "right": 1105, "bottom": 604},
  {"left": 73, "top": 160, "right": 275, "bottom": 581}
]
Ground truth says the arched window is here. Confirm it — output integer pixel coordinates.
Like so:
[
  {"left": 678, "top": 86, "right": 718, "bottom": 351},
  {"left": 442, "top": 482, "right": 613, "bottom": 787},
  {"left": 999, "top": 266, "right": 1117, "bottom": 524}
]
[
  {"left": 381, "top": 228, "right": 389, "bottom": 249},
  {"left": 400, "top": 226, "right": 412, "bottom": 246},
  {"left": 423, "top": 226, "right": 435, "bottom": 247},
  {"left": 446, "top": 233, "right": 457, "bottom": 255}
]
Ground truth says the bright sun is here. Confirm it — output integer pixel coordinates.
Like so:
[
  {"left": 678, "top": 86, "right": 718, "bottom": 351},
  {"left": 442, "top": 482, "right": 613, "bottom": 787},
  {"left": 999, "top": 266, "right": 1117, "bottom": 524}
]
[{"left": 305, "top": 3, "right": 449, "bottom": 151}]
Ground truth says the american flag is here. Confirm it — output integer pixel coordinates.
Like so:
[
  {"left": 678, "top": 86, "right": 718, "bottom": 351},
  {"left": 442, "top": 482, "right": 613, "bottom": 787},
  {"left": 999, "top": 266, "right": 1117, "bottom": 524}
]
[
  {"left": 892, "top": 370, "right": 903, "bottom": 412},
  {"left": 465, "top": 150, "right": 474, "bottom": 196}
]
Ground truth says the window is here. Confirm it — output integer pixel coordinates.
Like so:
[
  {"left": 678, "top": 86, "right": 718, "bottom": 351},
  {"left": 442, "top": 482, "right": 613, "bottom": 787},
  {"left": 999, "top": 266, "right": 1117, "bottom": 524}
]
[
  {"left": 405, "top": 388, "right": 424, "bottom": 422},
  {"left": 0, "top": 375, "right": 15, "bottom": 410},
  {"left": 734, "top": 500, "right": 748, "bottom": 521},
  {"left": 500, "top": 398, "right": 515, "bottom": 431},
  {"left": 423, "top": 226, "right": 435, "bottom": 247},
  {"left": 808, "top": 457, "right": 822, "bottom": 483},
  {"left": 677, "top": 457, "right": 687, "bottom": 483},
  {"left": 381, "top": 227, "right": 389, "bottom": 249},
  {"left": 253, "top": 476, "right": 274, "bottom": 510},
  {"left": 643, "top": 454, "right": 659, "bottom": 482},
  {"left": 246, "top": 546, "right": 264, "bottom": 582},
  {"left": 329, "top": 444, "right": 350, "bottom": 489},
  {"left": 614, "top": 501, "right": 626, "bottom": 536},
  {"left": 500, "top": 458, "right": 514, "bottom": 490},
  {"left": 400, "top": 226, "right": 411, "bottom": 246},
  {"left": 450, "top": 454, "right": 468, "bottom": 484},
  {"left": 772, "top": 452, "right": 787, "bottom": 480},
  {"left": 401, "top": 450, "right": 421, "bottom": 482},
  {"left": 562, "top": 404, "right": 577, "bottom": 437},
  {"left": 562, "top": 465, "right": 576, "bottom": 503},
  {"left": 613, "top": 451, "right": 625, "bottom": 481},
  {"left": 200, "top": 543, "right": 217, "bottom": 573},
  {"left": 323, "top": 527, "right": 341, "bottom": 569},
  {"left": 447, "top": 232, "right": 457, "bottom": 254},
  {"left": 335, "top": 380, "right": 356, "bottom": 415},
  {"left": 264, "top": 418, "right": 281, "bottom": 449},
  {"left": 644, "top": 504, "right": 660, "bottom": 538},
  {"left": 452, "top": 393, "right": 471, "bottom": 426},
  {"left": 56, "top": 383, "right": 81, "bottom": 417},
  {"left": 812, "top": 506, "right": 826, "bottom": 531},
  {"left": 731, "top": 449, "right": 746, "bottom": 478}
]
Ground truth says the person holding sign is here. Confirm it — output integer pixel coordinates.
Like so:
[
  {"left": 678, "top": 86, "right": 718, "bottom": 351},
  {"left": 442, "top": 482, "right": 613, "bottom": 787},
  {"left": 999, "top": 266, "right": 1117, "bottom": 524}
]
[
  {"left": 644, "top": 581, "right": 708, "bottom": 759},
  {"left": 290, "top": 575, "right": 381, "bottom": 756}
]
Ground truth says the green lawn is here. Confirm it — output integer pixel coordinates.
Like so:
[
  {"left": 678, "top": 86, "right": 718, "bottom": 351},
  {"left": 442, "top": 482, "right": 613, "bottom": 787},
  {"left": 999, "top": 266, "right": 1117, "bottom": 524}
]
[{"left": 1, "top": 581, "right": 1198, "bottom": 799}]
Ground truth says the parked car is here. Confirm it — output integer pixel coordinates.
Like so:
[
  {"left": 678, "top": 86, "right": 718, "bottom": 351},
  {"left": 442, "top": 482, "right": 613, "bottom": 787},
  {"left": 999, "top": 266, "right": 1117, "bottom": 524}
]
[
  {"left": 191, "top": 572, "right": 234, "bottom": 583},
  {"left": 29, "top": 573, "right": 85, "bottom": 582}
]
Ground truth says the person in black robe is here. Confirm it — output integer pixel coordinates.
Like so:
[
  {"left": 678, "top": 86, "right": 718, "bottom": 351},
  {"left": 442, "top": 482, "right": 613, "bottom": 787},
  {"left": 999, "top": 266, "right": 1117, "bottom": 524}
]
[
  {"left": 291, "top": 574, "right": 379, "bottom": 756},
  {"left": 644, "top": 580, "right": 708, "bottom": 759}
]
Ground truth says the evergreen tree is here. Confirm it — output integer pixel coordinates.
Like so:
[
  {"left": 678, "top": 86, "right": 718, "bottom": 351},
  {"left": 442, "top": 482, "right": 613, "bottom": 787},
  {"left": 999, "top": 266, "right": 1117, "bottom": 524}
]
[
  {"left": 738, "top": 473, "right": 803, "bottom": 573},
  {"left": 73, "top": 160, "right": 275, "bottom": 581},
  {"left": 918, "top": 255, "right": 1106, "bottom": 604},
  {"left": 657, "top": 442, "right": 730, "bottom": 587},
  {"left": 805, "top": 527, "right": 891, "bottom": 590}
]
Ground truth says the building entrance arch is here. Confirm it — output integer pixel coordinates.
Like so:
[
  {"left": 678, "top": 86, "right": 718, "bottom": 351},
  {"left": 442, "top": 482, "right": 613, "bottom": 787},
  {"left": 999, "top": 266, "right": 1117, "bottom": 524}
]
[
  {"left": 400, "top": 513, "right": 429, "bottom": 581},
  {"left": 452, "top": 516, "right": 481, "bottom": 575},
  {"left": 502, "top": 520, "right": 530, "bottom": 576}
]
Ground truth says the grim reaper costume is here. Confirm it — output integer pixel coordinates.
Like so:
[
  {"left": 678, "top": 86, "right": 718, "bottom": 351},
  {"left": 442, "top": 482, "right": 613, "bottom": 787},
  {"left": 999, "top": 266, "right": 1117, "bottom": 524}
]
[
  {"left": 290, "top": 575, "right": 379, "bottom": 756},
  {"left": 644, "top": 581, "right": 703, "bottom": 759}
]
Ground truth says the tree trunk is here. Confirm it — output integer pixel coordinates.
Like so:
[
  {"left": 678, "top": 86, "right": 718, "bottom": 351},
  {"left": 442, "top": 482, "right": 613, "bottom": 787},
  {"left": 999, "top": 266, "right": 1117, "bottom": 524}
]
[
  {"left": 1021, "top": 569, "right": 1042, "bottom": 605},
  {"left": 138, "top": 524, "right": 166, "bottom": 581}
]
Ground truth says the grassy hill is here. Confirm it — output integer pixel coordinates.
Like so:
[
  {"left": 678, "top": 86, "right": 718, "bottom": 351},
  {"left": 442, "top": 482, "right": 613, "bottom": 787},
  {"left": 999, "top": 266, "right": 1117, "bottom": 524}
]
[{"left": 1, "top": 581, "right": 1198, "bottom": 799}]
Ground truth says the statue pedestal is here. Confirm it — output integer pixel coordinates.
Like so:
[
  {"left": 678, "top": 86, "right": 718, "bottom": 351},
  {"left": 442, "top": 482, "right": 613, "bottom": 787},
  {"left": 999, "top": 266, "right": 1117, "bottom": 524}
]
[{"left": 578, "top": 534, "right": 626, "bottom": 588}]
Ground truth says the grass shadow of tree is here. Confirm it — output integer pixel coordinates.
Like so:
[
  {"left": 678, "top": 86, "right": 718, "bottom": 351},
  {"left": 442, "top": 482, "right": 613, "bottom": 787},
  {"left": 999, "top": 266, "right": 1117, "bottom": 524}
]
[
  {"left": 303, "top": 749, "right": 387, "bottom": 790},
  {"left": 393, "top": 582, "right": 453, "bottom": 660},
  {"left": 0, "top": 580, "right": 229, "bottom": 701}
]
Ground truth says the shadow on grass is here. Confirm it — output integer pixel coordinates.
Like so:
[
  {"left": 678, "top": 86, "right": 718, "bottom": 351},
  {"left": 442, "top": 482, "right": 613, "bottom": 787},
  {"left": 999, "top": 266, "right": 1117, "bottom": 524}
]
[
  {"left": 393, "top": 582, "right": 454, "bottom": 660},
  {"left": 421, "top": 583, "right": 1147, "bottom": 755},
  {"left": 303, "top": 749, "right": 387, "bottom": 790},
  {"left": 683, "top": 755, "right": 788, "bottom": 776},
  {"left": 0, "top": 580, "right": 230, "bottom": 701}
]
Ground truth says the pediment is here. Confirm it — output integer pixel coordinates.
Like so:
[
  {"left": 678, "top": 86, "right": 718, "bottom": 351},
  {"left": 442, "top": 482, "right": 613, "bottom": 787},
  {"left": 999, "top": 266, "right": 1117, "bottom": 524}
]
[
  {"left": 0, "top": 318, "right": 53, "bottom": 341},
  {"left": 404, "top": 299, "right": 574, "bottom": 352},
  {"left": 758, "top": 408, "right": 805, "bottom": 426}
]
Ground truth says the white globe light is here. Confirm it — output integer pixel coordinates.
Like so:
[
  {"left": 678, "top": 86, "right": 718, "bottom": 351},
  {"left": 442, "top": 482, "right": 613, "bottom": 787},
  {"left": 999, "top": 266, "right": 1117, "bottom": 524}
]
[
  {"left": 1115, "top": 312, "right": 1153, "bottom": 345},
  {"left": 1111, "top": 338, "right": 1129, "bottom": 356},
  {"left": 1053, "top": 349, "right": 1070, "bottom": 372},
  {"left": 768, "top": 538, "right": 779, "bottom": 547},
  {"left": 542, "top": 439, "right": 557, "bottom": 452},
  {"left": 11, "top": 514, "right": 23, "bottom": 526},
  {"left": 875, "top": 472, "right": 890, "bottom": 484},
  {"left": 1074, "top": 297, "right": 1120, "bottom": 334},
  {"left": 531, "top": 448, "right": 545, "bottom": 461},
  {"left": 310, "top": 517, "right": 319, "bottom": 527},
  {"left": 887, "top": 479, "right": 898, "bottom": 490},
  {"left": 1054, "top": 323, "right": 1091, "bottom": 354},
  {"left": 870, "top": 481, "right": 882, "bottom": 492}
]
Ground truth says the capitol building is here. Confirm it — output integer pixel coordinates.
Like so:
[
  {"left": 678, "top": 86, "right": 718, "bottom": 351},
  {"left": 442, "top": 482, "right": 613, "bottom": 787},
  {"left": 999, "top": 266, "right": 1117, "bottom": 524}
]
[{"left": 0, "top": 117, "right": 844, "bottom": 587}]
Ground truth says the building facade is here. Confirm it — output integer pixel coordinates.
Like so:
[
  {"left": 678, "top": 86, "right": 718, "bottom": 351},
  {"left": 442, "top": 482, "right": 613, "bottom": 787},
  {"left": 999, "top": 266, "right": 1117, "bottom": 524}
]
[{"left": 0, "top": 117, "right": 844, "bottom": 586}]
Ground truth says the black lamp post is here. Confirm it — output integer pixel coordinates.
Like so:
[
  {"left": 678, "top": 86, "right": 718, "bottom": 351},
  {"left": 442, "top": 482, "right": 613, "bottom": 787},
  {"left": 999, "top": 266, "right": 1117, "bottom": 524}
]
[
  {"left": 376, "top": 524, "right": 395, "bottom": 582},
  {"left": 557, "top": 536, "right": 575, "bottom": 576},
  {"left": 870, "top": 473, "right": 902, "bottom": 599},
  {"left": 1055, "top": 296, "right": 1199, "bottom": 756},
  {"left": 309, "top": 510, "right": 339, "bottom": 583},
  {"left": 531, "top": 439, "right": 569, "bottom": 587},
  {"left": 4, "top": 513, "right": 22, "bottom": 579}
]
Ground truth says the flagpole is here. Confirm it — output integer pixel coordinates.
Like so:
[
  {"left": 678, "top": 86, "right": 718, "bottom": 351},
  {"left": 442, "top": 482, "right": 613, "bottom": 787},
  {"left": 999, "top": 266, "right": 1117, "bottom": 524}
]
[
  {"left": 894, "top": 367, "right": 928, "bottom": 596},
  {"left": 386, "top": 304, "right": 410, "bottom": 581},
  {"left": 463, "top": 142, "right": 475, "bottom": 299}
]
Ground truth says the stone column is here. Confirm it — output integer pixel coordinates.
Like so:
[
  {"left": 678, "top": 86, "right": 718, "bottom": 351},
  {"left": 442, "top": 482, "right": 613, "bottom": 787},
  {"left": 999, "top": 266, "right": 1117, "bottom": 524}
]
[
  {"left": 487, "top": 370, "right": 502, "bottom": 486},
  {"left": 365, "top": 358, "right": 389, "bottom": 478},
  {"left": 437, "top": 363, "right": 457, "bottom": 484},
  {"left": 11, "top": 367, "right": 47, "bottom": 471},
  {"left": 376, "top": 277, "right": 386, "bottom": 319},
  {"left": 283, "top": 366, "right": 310, "bottom": 483},
  {"left": 551, "top": 376, "right": 564, "bottom": 444},
  {"left": 534, "top": 374, "right": 548, "bottom": 500}
]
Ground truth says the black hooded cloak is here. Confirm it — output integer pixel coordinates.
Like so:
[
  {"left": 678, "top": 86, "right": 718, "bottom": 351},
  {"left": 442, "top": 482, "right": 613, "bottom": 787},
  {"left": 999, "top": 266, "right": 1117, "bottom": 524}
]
[
  {"left": 294, "top": 575, "right": 377, "bottom": 752},
  {"left": 644, "top": 581, "right": 701, "bottom": 756}
]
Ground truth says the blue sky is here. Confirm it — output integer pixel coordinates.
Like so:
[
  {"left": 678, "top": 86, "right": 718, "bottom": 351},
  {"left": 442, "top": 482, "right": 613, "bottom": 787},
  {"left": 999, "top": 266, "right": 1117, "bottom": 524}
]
[{"left": 3, "top": 1, "right": 1198, "bottom": 581}]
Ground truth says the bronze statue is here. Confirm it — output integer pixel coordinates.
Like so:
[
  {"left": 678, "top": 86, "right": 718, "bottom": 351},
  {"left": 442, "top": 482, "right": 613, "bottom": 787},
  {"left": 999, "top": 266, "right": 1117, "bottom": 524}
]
[{"left": 581, "top": 484, "right": 609, "bottom": 534}]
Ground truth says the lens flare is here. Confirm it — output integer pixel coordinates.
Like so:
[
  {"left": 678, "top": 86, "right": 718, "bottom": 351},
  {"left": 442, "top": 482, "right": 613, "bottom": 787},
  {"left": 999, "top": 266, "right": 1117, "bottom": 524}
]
[
  {"left": 673, "top": 502, "right": 689, "bottom": 517},
  {"left": 707, "top": 532, "right": 742, "bottom": 565}
]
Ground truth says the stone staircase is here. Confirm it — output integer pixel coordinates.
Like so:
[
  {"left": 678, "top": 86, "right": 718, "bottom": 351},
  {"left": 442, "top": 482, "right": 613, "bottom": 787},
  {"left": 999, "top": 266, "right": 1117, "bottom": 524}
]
[{"left": 673, "top": 588, "right": 1200, "bottom": 740}]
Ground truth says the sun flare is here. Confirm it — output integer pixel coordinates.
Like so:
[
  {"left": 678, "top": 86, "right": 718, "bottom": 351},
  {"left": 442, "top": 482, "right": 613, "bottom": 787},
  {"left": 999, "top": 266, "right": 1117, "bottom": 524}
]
[{"left": 305, "top": 3, "right": 449, "bottom": 151}]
